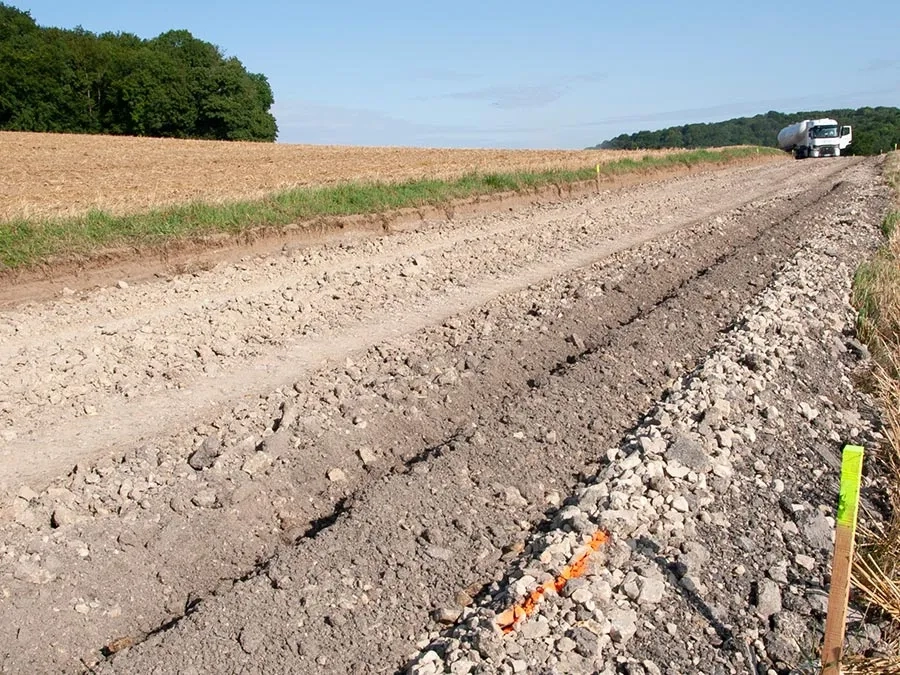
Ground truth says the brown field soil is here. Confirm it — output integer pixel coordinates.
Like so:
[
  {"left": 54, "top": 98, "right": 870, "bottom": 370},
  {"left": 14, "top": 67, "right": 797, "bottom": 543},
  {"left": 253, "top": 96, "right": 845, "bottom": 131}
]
[{"left": 1, "top": 131, "right": 689, "bottom": 220}]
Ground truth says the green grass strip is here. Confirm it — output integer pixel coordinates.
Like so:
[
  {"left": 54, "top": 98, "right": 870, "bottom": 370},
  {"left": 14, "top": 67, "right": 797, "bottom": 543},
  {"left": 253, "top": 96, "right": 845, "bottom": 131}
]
[
  {"left": 0, "top": 146, "right": 780, "bottom": 270},
  {"left": 854, "top": 154, "right": 900, "bottom": 349},
  {"left": 846, "top": 156, "right": 900, "bottom": 675}
]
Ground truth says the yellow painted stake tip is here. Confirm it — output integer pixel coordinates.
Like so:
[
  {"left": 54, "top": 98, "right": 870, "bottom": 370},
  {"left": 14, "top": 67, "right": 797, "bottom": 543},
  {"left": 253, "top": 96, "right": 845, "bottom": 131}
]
[
  {"left": 821, "top": 444, "right": 864, "bottom": 675},
  {"left": 836, "top": 445, "right": 864, "bottom": 529}
]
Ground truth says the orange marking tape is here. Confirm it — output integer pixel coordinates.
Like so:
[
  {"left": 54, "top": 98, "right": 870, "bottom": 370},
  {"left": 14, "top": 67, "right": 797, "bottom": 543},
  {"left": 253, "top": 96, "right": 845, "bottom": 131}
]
[{"left": 496, "top": 529, "right": 609, "bottom": 634}]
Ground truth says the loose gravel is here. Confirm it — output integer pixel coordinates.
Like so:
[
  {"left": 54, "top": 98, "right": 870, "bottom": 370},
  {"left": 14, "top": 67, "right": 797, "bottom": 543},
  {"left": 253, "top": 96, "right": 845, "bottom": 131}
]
[
  {"left": 0, "top": 157, "right": 891, "bottom": 674},
  {"left": 405, "top": 167, "right": 891, "bottom": 674}
]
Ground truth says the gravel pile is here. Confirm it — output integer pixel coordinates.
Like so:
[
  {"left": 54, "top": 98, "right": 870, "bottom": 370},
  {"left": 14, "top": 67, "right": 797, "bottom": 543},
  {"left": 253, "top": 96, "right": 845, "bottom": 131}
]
[{"left": 405, "top": 188, "right": 889, "bottom": 674}]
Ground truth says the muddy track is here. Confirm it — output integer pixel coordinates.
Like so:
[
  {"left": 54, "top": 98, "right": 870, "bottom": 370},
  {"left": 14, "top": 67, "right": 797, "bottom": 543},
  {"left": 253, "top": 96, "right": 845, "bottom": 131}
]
[{"left": 0, "top": 157, "right": 881, "bottom": 674}]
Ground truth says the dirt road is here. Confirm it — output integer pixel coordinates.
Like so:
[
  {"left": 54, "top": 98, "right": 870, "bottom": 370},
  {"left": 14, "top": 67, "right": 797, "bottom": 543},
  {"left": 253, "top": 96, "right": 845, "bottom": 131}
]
[{"left": 0, "top": 157, "right": 891, "bottom": 674}]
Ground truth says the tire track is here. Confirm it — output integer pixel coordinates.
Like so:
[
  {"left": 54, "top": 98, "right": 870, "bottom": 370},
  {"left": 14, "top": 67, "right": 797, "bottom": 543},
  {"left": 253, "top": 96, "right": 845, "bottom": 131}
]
[
  {"left": 0, "top": 160, "right": 853, "bottom": 494},
  {"left": 90, "top": 161, "right": 868, "bottom": 675}
]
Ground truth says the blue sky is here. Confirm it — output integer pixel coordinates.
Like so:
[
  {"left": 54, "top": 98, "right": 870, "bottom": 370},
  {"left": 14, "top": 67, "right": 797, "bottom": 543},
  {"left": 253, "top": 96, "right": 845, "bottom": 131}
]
[{"left": 17, "top": 0, "right": 900, "bottom": 148}]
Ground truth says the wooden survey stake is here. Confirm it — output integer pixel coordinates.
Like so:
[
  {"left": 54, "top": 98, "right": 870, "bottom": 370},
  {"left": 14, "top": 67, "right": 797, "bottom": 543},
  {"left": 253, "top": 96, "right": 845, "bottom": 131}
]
[{"left": 821, "top": 444, "right": 864, "bottom": 674}]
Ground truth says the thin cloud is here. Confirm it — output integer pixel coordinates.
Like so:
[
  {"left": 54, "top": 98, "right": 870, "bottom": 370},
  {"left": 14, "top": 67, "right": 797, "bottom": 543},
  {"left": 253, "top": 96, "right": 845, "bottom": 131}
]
[
  {"left": 564, "top": 85, "right": 900, "bottom": 129},
  {"left": 441, "top": 72, "right": 608, "bottom": 110},
  {"left": 570, "top": 71, "right": 608, "bottom": 84},
  {"left": 271, "top": 99, "right": 545, "bottom": 146},
  {"left": 862, "top": 58, "right": 900, "bottom": 72},
  {"left": 564, "top": 103, "right": 769, "bottom": 128},
  {"left": 444, "top": 83, "right": 569, "bottom": 109},
  {"left": 413, "top": 68, "right": 476, "bottom": 82}
]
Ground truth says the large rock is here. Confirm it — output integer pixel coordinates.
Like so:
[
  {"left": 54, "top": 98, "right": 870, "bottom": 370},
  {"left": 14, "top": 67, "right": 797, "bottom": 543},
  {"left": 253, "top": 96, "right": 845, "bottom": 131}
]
[
  {"left": 14, "top": 560, "right": 54, "bottom": 584},
  {"left": 765, "top": 611, "right": 808, "bottom": 666},
  {"left": 191, "top": 489, "right": 218, "bottom": 509},
  {"left": 608, "top": 607, "right": 638, "bottom": 644},
  {"left": 188, "top": 434, "right": 222, "bottom": 470},
  {"left": 51, "top": 505, "right": 80, "bottom": 528},
  {"left": 241, "top": 451, "right": 273, "bottom": 477},
  {"left": 680, "top": 541, "right": 710, "bottom": 575},
  {"left": 519, "top": 617, "right": 550, "bottom": 640},
  {"left": 755, "top": 579, "right": 782, "bottom": 619},
  {"left": 568, "top": 626, "right": 600, "bottom": 657},
  {"left": 799, "top": 510, "right": 833, "bottom": 552},
  {"left": 638, "top": 576, "right": 666, "bottom": 605},
  {"left": 666, "top": 433, "right": 709, "bottom": 472}
]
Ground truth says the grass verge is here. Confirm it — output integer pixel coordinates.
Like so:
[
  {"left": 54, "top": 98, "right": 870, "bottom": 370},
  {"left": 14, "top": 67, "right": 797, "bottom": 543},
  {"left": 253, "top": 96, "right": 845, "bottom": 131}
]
[
  {"left": 847, "top": 151, "right": 900, "bottom": 673},
  {"left": 0, "top": 146, "right": 780, "bottom": 271}
]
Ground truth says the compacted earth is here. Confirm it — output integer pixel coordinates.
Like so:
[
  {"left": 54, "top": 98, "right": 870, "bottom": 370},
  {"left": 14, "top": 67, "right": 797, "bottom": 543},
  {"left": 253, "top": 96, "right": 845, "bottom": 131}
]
[{"left": 0, "top": 156, "right": 893, "bottom": 674}]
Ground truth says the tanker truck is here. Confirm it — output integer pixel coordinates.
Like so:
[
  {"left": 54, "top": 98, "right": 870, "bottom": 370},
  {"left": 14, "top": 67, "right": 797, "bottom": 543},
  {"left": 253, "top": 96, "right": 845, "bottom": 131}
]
[{"left": 777, "top": 118, "right": 852, "bottom": 159}]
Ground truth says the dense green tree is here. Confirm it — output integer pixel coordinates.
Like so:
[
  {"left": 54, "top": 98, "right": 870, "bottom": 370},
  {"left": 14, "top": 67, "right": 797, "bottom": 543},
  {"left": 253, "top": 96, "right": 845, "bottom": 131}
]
[
  {"left": 592, "top": 107, "right": 900, "bottom": 156},
  {"left": 0, "top": 3, "right": 277, "bottom": 141}
]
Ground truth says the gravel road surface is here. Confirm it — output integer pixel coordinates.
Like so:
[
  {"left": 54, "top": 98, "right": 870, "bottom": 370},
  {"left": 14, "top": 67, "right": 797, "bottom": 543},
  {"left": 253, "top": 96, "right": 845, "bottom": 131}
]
[{"left": 0, "top": 157, "right": 892, "bottom": 674}]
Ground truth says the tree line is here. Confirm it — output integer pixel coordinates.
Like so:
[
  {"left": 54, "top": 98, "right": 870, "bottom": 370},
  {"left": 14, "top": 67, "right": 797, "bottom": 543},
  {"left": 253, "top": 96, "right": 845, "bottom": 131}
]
[
  {"left": 593, "top": 107, "right": 900, "bottom": 156},
  {"left": 0, "top": 3, "right": 277, "bottom": 141}
]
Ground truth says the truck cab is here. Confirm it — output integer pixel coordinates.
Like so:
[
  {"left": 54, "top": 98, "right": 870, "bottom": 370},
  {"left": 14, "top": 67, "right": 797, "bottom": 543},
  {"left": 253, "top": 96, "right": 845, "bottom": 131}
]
[
  {"left": 807, "top": 119, "right": 852, "bottom": 157},
  {"left": 839, "top": 125, "right": 853, "bottom": 150}
]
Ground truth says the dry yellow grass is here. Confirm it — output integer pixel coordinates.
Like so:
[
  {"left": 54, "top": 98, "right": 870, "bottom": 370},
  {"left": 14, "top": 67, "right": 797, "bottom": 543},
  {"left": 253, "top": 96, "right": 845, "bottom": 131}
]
[
  {"left": 0, "top": 131, "right": 683, "bottom": 220},
  {"left": 850, "top": 151, "right": 900, "bottom": 673}
]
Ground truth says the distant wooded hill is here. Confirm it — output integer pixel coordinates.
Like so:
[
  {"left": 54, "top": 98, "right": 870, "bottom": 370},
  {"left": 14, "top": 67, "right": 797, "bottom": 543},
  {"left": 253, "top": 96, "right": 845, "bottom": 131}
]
[
  {"left": 0, "top": 3, "right": 277, "bottom": 141},
  {"left": 593, "top": 107, "right": 900, "bottom": 156}
]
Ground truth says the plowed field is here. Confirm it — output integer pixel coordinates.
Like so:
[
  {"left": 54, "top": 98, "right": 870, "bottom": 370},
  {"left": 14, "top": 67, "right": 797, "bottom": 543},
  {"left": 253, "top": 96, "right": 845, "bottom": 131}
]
[{"left": 0, "top": 131, "right": 681, "bottom": 220}]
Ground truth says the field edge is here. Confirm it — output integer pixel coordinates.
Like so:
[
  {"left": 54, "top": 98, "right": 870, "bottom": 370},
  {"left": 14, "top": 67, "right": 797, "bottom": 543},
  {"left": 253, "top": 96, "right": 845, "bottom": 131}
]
[{"left": 0, "top": 148, "right": 783, "bottom": 304}]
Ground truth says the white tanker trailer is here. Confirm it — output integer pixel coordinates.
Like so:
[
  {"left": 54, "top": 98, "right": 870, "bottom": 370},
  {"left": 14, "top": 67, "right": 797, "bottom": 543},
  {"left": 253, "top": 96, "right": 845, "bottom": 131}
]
[{"left": 777, "top": 118, "right": 852, "bottom": 159}]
